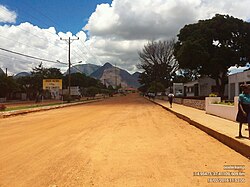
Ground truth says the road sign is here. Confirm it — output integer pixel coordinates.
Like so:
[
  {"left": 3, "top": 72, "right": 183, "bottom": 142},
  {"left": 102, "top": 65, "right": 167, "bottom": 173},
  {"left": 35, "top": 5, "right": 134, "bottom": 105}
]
[{"left": 43, "top": 79, "right": 62, "bottom": 90}]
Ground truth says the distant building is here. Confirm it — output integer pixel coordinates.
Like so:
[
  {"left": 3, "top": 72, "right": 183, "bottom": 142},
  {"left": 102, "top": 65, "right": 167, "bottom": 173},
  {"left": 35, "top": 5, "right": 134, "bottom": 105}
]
[
  {"left": 228, "top": 69, "right": 250, "bottom": 100},
  {"left": 118, "top": 87, "right": 137, "bottom": 93},
  {"left": 172, "top": 83, "right": 184, "bottom": 96},
  {"left": 183, "top": 77, "right": 217, "bottom": 97}
]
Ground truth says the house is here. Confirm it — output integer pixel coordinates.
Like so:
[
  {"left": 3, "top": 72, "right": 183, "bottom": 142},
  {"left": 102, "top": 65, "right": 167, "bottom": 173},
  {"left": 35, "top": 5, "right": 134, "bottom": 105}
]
[
  {"left": 172, "top": 83, "right": 184, "bottom": 96},
  {"left": 183, "top": 77, "right": 217, "bottom": 97},
  {"left": 228, "top": 69, "right": 250, "bottom": 100}
]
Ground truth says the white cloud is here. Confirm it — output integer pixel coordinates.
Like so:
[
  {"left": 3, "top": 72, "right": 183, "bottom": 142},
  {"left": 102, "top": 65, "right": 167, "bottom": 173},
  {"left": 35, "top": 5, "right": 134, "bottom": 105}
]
[
  {"left": 1, "top": 0, "right": 250, "bottom": 75},
  {"left": 83, "top": 0, "right": 250, "bottom": 73},
  {"left": 0, "top": 22, "right": 88, "bottom": 75},
  {"left": 0, "top": 5, "right": 17, "bottom": 23}
]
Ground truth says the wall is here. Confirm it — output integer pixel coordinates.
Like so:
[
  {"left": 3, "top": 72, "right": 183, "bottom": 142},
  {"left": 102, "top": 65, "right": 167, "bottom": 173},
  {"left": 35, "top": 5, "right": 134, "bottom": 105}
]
[
  {"left": 205, "top": 97, "right": 238, "bottom": 121},
  {"left": 156, "top": 96, "right": 205, "bottom": 110},
  {"left": 182, "top": 99, "right": 205, "bottom": 110}
]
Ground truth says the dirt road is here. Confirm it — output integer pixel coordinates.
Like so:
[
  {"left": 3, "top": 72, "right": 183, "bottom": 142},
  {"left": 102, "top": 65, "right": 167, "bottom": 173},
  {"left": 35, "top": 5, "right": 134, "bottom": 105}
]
[{"left": 0, "top": 94, "right": 249, "bottom": 186}]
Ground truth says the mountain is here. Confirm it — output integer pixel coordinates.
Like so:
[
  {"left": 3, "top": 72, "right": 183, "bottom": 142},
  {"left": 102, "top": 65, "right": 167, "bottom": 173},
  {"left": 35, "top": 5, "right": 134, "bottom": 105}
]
[
  {"left": 0, "top": 68, "right": 4, "bottom": 75},
  {"left": 65, "top": 64, "right": 101, "bottom": 76},
  {"left": 132, "top": 72, "right": 141, "bottom": 79},
  {"left": 90, "top": 62, "right": 141, "bottom": 88},
  {"left": 14, "top": 72, "right": 30, "bottom": 79}
]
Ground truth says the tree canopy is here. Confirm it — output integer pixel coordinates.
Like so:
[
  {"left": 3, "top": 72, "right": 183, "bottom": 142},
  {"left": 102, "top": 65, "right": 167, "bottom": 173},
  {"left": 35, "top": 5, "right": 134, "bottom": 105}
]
[
  {"left": 138, "top": 39, "right": 178, "bottom": 93},
  {"left": 174, "top": 14, "right": 250, "bottom": 95}
]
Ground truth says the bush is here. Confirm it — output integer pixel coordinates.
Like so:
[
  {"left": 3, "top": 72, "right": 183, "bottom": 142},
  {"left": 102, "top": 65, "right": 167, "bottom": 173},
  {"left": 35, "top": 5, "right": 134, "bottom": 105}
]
[
  {"left": 0, "top": 104, "right": 6, "bottom": 111},
  {"left": 209, "top": 93, "right": 217, "bottom": 97},
  {"left": 213, "top": 101, "right": 234, "bottom": 106}
]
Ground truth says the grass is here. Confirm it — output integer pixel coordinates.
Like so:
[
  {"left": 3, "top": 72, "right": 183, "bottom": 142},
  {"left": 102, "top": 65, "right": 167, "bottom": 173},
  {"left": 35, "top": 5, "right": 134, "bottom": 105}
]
[
  {"left": 2, "top": 98, "right": 99, "bottom": 112},
  {"left": 4, "top": 102, "right": 64, "bottom": 112},
  {"left": 213, "top": 101, "right": 234, "bottom": 106}
]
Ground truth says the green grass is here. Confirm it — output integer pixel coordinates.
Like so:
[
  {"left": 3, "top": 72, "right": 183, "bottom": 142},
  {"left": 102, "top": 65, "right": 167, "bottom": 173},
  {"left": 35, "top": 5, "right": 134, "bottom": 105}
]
[
  {"left": 213, "top": 101, "right": 234, "bottom": 106},
  {"left": 0, "top": 97, "right": 103, "bottom": 112},
  {"left": 4, "top": 102, "right": 64, "bottom": 111}
]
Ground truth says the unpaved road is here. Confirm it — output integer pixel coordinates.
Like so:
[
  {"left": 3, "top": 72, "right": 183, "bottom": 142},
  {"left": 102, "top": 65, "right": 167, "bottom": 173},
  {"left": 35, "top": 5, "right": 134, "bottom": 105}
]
[{"left": 0, "top": 94, "right": 249, "bottom": 187}]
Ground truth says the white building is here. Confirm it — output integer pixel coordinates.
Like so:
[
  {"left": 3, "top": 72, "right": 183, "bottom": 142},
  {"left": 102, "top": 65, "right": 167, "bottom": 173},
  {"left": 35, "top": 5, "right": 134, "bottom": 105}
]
[
  {"left": 183, "top": 77, "right": 217, "bottom": 97},
  {"left": 228, "top": 69, "right": 250, "bottom": 100},
  {"left": 172, "top": 83, "right": 184, "bottom": 96}
]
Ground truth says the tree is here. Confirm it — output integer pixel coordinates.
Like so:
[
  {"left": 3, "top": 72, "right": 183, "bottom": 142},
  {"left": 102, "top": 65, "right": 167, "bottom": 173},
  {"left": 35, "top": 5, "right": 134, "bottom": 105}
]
[
  {"left": 137, "top": 39, "right": 178, "bottom": 93},
  {"left": 0, "top": 75, "right": 18, "bottom": 98},
  {"left": 86, "top": 86, "right": 99, "bottom": 97},
  {"left": 148, "top": 81, "right": 165, "bottom": 93},
  {"left": 174, "top": 14, "right": 250, "bottom": 95}
]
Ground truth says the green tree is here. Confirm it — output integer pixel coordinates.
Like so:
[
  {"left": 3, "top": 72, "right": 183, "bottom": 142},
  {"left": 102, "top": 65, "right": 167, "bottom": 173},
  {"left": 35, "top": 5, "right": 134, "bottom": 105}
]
[
  {"left": 86, "top": 86, "right": 99, "bottom": 97},
  {"left": 30, "top": 63, "right": 63, "bottom": 94},
  {"left": 138, "top": 39, "right": 178, "bottom": 93},
  {"left": 147, "top": 81, "right": 165, "bottom": 93},
  {"left": 174, "top": 14, "right": 250, "bottom": 95},
  {"left": 0, "top": 75, "right": 18, "bottom": 98}
]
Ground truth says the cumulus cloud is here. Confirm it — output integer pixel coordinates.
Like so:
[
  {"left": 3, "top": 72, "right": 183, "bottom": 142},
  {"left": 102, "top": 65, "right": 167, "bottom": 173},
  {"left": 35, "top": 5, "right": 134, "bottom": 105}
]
[
  {"left": 0, "top": 22, "right": 88, "bottom": 75},
  {"left": 83, "top": 0, "right": 250, "bottom": 73},
  {"left": 0, "top": 5, "right": 17, "bottom": 23},
  {"left": 1, "top": 0, "right": 250, "bottom": 75}
]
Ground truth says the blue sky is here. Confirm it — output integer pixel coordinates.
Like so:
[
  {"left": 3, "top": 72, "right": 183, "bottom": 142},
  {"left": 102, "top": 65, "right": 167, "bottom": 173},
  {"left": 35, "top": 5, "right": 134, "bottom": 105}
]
[{"left": 0, "top": 0, "right": 112, "bottom": 34}]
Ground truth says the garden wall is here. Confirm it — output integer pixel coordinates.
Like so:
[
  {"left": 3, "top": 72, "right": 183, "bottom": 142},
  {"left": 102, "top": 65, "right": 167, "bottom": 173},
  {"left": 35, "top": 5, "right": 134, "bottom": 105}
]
[
  {"left": 155, "top": 96, "right": 205, "bottom": 110},
  {"left": 205, "top": 97, "right": 238, "bottom": 121}
]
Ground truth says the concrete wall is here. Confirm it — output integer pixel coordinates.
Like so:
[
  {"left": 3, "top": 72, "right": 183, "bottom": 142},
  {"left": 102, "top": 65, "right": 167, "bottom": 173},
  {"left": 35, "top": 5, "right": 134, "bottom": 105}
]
[
  {"left": 156, "top": 96, "right": 205, "bottom": 110},
  {"left": 182, "top": 99, "right": 205, "bottom": 110},
  {"left": 205, "top": 97, "right": 238, "bottom": 121}
]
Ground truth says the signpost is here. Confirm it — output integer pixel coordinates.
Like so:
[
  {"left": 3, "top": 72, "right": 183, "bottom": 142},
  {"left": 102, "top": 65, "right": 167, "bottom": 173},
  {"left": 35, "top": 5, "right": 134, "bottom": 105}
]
[{"left": 43, "top": 79, "right": 62, "bottom": 100}]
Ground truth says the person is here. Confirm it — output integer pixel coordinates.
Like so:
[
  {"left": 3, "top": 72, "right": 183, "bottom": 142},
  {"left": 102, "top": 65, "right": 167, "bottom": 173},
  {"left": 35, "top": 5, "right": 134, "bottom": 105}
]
[
  {"left": 168, "top": 92, "right": 174, "bottom": 108},
  {"left": 236, "top": 84, "right": 250, "bottom": 139}
]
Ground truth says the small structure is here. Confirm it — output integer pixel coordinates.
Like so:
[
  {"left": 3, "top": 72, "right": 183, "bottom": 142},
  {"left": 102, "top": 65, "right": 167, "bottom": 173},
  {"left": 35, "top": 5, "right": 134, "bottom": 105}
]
[
  {"left": 228, "top": 69, "right": 250, "bottom": 100},
  {"left": 172, "top": 83, "right": 184, "bottom": 96},
  {"left": 205, "top": 96, "right": 238, "bottom": 121},
  {"left": 183, "top": 77, "right": 216, "bottom": 97},
  {"left": 118, "top": 87, "right": 137, "bottom": 93}
]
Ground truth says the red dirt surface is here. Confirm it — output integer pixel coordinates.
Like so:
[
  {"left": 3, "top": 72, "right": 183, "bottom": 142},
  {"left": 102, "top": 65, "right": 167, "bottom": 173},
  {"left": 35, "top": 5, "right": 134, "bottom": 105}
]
[{"left": 0, "top": 94, "right": 249, "bottom": 186}]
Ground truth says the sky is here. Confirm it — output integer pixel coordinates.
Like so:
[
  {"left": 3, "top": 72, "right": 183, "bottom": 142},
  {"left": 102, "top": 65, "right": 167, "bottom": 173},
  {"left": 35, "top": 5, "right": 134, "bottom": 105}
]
[{"left": 0, "top": 0, "right": 250, "bottom": 75}]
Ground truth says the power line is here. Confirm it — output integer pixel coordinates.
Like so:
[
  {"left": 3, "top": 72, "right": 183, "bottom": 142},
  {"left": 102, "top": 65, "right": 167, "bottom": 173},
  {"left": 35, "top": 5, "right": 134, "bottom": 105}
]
[
  {"left": 0, "top": 4, "right": 96, "bottom": 64},
  {"left": 0, "top": 47, "right": 67, "bottom": 65},
  {"left": 60, "top": 36, "right": 79, "bottom": 102},
  {"left": 18, "top": 2, "right": 88, "bottom": 61},
  {"left": 21, "top": 2, "right": 102, "bottom": 64}
]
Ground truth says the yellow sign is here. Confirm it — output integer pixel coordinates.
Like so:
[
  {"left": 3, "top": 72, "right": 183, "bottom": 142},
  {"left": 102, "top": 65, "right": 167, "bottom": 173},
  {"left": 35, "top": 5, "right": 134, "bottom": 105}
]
[{"left": 43, "top": 79, "right": 62, "bottom": 90}]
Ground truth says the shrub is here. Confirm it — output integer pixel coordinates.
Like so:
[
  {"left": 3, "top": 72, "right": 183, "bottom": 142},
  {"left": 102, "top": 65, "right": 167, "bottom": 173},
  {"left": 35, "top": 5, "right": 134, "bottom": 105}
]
[
  {"left": 213, "top": 101, "right": 234, "bottom": 106},
  {"left": 0, "top": 104, "right": 6, "bottom": 111},
  {"left": 209, "top": 93, "right": 217, "bottom": 97}
]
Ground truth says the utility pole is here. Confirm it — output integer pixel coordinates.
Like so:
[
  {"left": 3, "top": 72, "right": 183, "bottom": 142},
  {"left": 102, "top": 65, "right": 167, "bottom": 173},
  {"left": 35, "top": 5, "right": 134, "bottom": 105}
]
[
  {"left": 115, "top": 63, "right": 117, "bottom": 89},
  {"left": 60, "top": 36, "right": 79, "bottom": 102}
]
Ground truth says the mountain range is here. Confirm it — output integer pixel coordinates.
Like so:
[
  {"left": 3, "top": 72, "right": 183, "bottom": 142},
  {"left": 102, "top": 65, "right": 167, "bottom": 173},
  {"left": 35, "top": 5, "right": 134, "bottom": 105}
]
[
  {"left": 73, "top": 62, "right": 141, "bottom": 88},
  {"left": 12, "top": 63, "right": 141, "bottom": 88},
  {"left": 65, "top": 64, "right": 100, "bottom": 76}
]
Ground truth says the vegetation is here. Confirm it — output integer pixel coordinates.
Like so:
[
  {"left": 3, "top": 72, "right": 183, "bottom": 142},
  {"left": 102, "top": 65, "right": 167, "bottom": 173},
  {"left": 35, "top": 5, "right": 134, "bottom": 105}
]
[
  {"left": 137, "top": 39, "right": 178, "bottom": 93},
  {"left": 0, "top": 104, "right": 6, "bottom": 111},
  {"left": 174, "top": 14, "right": 250, "bottom": 96},
  {"left": 0, "top": 63, "right": 111, "bottom": 101},
  {"left": 213, "top": 101, "right": 234, "bottom": 106},
  {"left": 209, "top": 93, "right": 218, "bottom": 97}
]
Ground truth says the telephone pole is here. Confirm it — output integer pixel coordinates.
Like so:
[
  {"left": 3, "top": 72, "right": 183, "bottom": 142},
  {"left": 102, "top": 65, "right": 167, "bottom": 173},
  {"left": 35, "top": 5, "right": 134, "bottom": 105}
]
[
  {"left": 115, "top": 63, "right": 117, "bottom": 89},
  {"left": 60, "top": 36, "right": 79, "bottom": 102}
]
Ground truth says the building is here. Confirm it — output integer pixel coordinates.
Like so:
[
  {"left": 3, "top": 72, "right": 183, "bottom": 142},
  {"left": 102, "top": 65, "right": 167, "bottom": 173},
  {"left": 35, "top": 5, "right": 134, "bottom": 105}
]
[
  {"left": 228, "top": 69, "right": 250, "bottom": 100},
  {"left": 172, "top": 83, "right": 184, "bottom": 96},
  {"left": 183, "top": 77, "right": 217, "bottom": 97}
]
